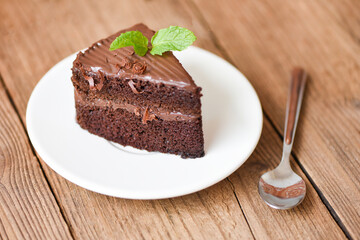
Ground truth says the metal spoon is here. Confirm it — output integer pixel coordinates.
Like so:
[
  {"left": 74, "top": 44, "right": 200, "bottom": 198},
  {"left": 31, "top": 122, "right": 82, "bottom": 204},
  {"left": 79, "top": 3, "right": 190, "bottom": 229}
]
[{"left": 258, "top": 68, "right": 307, "bottom": 210}]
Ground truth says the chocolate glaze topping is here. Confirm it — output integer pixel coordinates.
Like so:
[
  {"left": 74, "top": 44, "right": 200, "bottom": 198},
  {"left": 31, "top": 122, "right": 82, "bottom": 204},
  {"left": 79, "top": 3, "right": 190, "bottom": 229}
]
[{"left": 74, "top": 23, "right": 198, "bottom": 91}]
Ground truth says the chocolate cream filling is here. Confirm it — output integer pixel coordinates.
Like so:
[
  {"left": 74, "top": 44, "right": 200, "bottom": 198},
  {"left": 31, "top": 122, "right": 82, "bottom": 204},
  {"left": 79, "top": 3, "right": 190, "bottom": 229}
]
[{"left": 74, "top": 90, "right": 200, "bottom": 122}]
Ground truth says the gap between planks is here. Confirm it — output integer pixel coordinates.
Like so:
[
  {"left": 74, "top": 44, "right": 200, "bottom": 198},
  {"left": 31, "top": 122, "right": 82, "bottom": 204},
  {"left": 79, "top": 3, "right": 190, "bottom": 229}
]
[
  {"left": 226, "top": 177, "right": 255, "bottom": 239},
  {"left": 186, "top": 0, "right": 353, "bottom": 238},
  {"left": 0, "top": 74, "right": 76, "bottom": 240}
]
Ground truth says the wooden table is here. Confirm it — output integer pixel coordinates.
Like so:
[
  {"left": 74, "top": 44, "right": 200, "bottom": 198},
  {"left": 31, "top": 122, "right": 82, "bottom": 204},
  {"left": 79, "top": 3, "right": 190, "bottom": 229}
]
[{"left": 1, "top": 0, "right": 359, "bottom": 239}]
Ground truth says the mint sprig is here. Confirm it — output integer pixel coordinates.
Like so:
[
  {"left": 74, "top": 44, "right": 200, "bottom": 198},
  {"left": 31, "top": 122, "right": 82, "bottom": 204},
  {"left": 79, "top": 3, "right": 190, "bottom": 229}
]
[
  {"left": 150, "top": 26, "right": 196, "bottom": 55},
  {"left": 109, "top": 26, "right": 196, "bottom": 56},
  {"left": 109, "top": 31, "right": 148, "bottom": 56}
]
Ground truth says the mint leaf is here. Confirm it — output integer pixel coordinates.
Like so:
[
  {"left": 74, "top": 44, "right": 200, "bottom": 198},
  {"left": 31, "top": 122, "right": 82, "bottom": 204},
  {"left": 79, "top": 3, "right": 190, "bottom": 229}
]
[
  {"left": 150, "top": 26, "right": 196, "bottom": 55},
  {"left": 109, "top": 31, "right": 148, "bottom": 56}
]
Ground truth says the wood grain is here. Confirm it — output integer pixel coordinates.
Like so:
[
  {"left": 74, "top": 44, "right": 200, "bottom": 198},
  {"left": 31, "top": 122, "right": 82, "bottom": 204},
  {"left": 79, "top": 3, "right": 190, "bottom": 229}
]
[
  {"left": 0, "top": 0, "right": 357, "bottom": 239},
  {"left": 38, "top": 121, "right": 343, "bottom": 240},
  {"left": 190, "top": 0, "right": 360, "bottom": 237},
  {"left": 0, "top": 80, "right": 72, "bottom": 239},
  {"left": 40, "top": 121, "right": 346, "bottom": 239},
  {"left": 45, "top": 169, "right": 254, "bottom": 239}
]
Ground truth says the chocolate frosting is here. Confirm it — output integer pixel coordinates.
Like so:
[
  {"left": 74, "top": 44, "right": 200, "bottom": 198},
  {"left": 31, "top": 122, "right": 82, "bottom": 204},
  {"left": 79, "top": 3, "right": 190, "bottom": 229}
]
[
  {"left": 75, "top": 90, "right": 200, "bottom": 122},
  {"left": 74, "top": 23, "right": 198, "bottom": 91}
]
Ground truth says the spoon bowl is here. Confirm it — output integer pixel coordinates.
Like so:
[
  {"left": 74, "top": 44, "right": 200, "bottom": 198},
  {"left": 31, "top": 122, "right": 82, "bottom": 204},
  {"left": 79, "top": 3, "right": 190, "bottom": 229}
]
[{"left": 259, "top": 169, "right": 306, "bottom": 209}]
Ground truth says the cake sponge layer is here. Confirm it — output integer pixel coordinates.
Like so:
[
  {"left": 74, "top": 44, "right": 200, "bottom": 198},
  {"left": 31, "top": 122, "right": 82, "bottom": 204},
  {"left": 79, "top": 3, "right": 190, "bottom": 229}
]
[{"left": 75, "top": 100, "right": 205, "bottom": 158}]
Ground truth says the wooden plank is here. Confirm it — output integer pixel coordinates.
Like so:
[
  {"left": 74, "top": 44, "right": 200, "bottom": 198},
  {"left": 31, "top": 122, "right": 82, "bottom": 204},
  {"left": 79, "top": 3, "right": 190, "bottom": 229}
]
[
  {"left": 0, "top": 80, "right": 73, "bottom": 239},
  {"left": 189, "top": 0, "right": 360, "bottom": 237},
  {"left": 0, "top": 0, "right": 350, "bottom": 239}
]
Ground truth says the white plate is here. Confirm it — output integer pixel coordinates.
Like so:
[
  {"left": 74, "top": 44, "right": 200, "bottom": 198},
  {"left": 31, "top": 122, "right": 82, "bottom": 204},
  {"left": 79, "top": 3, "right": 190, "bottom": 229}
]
[{"left": 26, "top": 46, "right": 263, "bottom": 199}]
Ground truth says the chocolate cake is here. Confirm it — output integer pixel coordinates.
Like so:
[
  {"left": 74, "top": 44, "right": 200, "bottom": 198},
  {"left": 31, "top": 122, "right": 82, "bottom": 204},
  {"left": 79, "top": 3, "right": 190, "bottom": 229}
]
[{"left": 71, "top": 23, "right": 204, "bottom": 158}]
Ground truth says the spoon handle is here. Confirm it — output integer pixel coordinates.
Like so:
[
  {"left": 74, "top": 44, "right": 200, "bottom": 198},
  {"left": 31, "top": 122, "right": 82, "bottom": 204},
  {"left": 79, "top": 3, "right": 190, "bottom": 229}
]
[{"left": 284, "top": 68, "right": 307, "bottom": 146}]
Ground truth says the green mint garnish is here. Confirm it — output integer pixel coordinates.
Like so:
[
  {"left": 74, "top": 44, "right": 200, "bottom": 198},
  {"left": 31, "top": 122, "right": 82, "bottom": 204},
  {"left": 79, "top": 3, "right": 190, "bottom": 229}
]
[
  {"left": 109, "top": 31, "right": 148, "bottom": 56},
  {"left": 109, "top": 26, "right": 196, "bottom": 56},
  {"left": 150, "top": 26, "right": 196, "bottom": 55}
]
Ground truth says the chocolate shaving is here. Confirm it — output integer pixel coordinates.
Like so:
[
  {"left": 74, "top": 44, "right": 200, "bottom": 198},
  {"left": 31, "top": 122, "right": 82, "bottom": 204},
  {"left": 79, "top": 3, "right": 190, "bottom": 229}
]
[
  {"left": 128, "top": 80, "right": 143, "bottom": 94},
  {"left": 134, "top": 108, "right": 140, "bottom": 116},
  {"left": 119, "top": 57, "right": 133, "bottom": 69},
  {"left": 132, "top": 61, "right": 147, "bottom": 74},
  {"left": 142, "top": 107, "right": 156, "bottom": 124},
  {"left": 85, "top": 76, "right": 95, "bottom": 90},
  {"left": 96, "top": 70, "right": 105, "bottom": 91},
  {"left": 74, "top": 60, "right": 82, "bottom": 68},
  {"left": 81, "top": 67, "right": 96, "bottom": 90}
]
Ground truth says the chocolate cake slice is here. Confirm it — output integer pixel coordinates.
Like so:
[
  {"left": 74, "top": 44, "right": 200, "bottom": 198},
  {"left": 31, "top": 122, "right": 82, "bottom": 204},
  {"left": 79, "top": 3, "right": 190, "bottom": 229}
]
[{"left": 71, "top": 23, "right": 204, "bottom": 158}]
